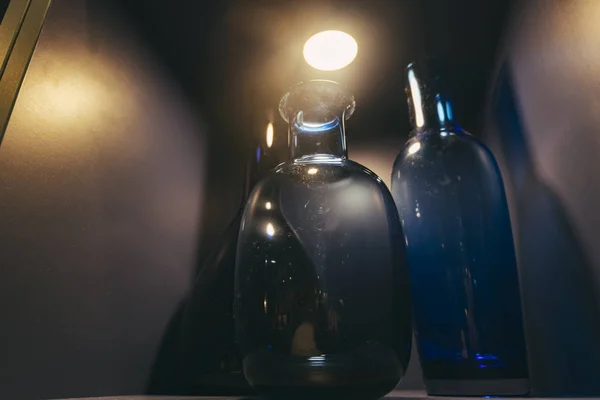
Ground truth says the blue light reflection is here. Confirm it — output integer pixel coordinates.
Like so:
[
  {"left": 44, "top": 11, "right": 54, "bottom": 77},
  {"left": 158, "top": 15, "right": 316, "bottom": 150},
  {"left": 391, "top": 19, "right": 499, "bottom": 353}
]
[{"left": 294, "top": 118, "right": 340, "bottom": 134}]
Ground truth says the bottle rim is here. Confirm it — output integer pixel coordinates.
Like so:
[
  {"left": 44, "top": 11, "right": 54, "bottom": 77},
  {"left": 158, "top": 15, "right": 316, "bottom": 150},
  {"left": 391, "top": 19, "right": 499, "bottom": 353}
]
[{"left": 278, "top": 80, "right": 356, "bottom": 123}]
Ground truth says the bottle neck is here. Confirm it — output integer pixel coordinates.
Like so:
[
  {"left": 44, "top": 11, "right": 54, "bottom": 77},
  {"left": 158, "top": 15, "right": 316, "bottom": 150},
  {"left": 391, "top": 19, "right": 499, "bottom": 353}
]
[
  {"left": 289, "top": 110, "right": 347, "bottom": 160},
  {"left": 279, "top": 80, "right": 354, "bottom": 161},
  {"left": 406, "top": 62, "right": 457, "bottom": 135}
]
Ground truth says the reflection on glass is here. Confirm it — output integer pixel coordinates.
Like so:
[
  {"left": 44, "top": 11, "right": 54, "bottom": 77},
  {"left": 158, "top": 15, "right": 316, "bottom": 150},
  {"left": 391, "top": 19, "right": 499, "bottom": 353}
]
[
  {"left": 407, "top": 142, "right": 421, "bottom": 155},
  {"left": 266, "top": 122, "right": 274, "bottom": 148},
  {"left": 265, "top": 222, "right": 275, "bottom": 237},
  {"left": 437, "top": 96, "right": 446, "bottom": 123},
  {"left": 408, "top": 68, "right": 424, "bottom": 127},
  {"left": 235, "top": 80, "right": 412, "bottom": 400},
  {"left": 446, "top": 100, "right": 454, "bottom": 121}
]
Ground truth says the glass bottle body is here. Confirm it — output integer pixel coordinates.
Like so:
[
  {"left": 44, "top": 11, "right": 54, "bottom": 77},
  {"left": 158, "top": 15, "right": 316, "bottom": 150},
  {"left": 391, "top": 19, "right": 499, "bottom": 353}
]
[
  {"left": 392, "top": 128, "right": 529, "bottom": 395},
  {"left": 234, "top": 80, "right": 412, "bottom": 400},
  {"left": 236, "top": 156, "right": 410, "bottom": 399}
]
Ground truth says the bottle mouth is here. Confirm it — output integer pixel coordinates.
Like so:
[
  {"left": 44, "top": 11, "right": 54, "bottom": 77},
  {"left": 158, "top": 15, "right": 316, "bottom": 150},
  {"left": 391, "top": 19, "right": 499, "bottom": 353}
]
[
  {"left": 405, "top": 58, "right": 446, "bottom": 76},
  {"left": 278, "top": 80, "right": 356, "bottom": 124}
]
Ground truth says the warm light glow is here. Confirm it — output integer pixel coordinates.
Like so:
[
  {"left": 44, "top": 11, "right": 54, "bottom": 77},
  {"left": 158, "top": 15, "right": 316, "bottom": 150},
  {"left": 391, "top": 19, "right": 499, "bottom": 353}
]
[
  {"left": 265, "top": 201, "right": 272, "bottom": 210},
  {"left": 408, "top": 69, "right": 424, "bottom": 127},
  {"left": 303, "top": 30, "right": 358, "bottom": 71},
  {"left": 266, "top": 222, "right": 275, "bottom": 237},
  {"left": 25, "top": 63, "right": 110, "bottom": 128},
  {"left": 266, "top": 122, "right": 274, "bottom": 148},
  {"left": 408, "top": 142, "right": 421, "bottom": 155},
  {"left": 307, "top": 168, "right": 318, "bottom": 175}
]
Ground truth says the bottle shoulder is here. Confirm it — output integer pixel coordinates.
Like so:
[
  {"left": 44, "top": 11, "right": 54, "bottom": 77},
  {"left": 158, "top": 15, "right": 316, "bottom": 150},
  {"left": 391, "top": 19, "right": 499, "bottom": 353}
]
[
  {"left": 240, "top": 156, "right": 402, "bottom": 242},
  {"left": 271, "top": 157, "right": 385, "bottom": 183},
  {"left": 246, "top": 157, "right": 395, "bottom": 210},
  {"left": 394, "top": 128, "right": 497, "bottom": 169}
]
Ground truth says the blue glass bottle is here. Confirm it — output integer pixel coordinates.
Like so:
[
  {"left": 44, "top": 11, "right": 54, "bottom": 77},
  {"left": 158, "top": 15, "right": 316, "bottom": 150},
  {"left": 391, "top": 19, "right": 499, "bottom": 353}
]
[
  {"left": 391, "top": 61, "right": 529, "bottom": 396},
  {"left": 234, "top": 80, "right": 412, "bottom": 400}
]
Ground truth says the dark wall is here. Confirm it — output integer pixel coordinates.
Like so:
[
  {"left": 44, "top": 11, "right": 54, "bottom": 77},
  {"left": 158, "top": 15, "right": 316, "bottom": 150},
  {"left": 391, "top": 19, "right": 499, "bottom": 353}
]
[
  {"left": 0, "top": 0, "right": 517, "bottom": 397},
  {"left": 484, "top": 0, "right": 600, "bottom": 395},
  {"left": 0, "top": 0, "right": 208, "bottom": 398}
]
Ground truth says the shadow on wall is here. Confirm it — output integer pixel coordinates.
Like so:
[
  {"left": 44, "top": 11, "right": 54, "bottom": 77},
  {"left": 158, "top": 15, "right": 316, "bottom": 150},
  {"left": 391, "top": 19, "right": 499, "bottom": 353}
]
[
  {"left": 488, "top": 64, "right": 600, "bottom": 396},
  {"left": 145, "top": 297, "right": 188, "bottom": 394}
]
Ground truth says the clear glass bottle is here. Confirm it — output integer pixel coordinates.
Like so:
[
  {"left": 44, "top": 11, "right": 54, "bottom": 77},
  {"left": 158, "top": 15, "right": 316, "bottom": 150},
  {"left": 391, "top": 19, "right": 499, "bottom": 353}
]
[
  {"left": 234, "top": 80, "right": 412, "bottom": 400},
  {"left": 391, "top": 61, "right": 529, "bottom": 396},
  {"left": 176, "top": 122, "right": 282, "bottom": 395}
]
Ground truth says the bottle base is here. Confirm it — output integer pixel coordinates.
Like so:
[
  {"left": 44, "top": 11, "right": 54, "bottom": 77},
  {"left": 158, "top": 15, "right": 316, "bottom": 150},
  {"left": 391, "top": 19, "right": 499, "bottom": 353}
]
[
  {"left": 244, "top": 343, "right": 403, "bottom": 400},
  {"left": 425, "top": 378, "right": 529, "bottom": 396}
]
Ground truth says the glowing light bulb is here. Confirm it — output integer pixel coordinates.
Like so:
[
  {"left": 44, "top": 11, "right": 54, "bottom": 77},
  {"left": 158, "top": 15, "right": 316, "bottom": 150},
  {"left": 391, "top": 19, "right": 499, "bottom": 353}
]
[
  {"left": 265, "top": 201, "right": 272, "bottom": 210},
  {"left": 307, "top": 168, "right": 318, "bottom": 175},
  {"left": 266, "top": 122, "right": 274, "bottom": 148},
  {"left": 303, "top": 30, "right": 358, "bottom": 71}
]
